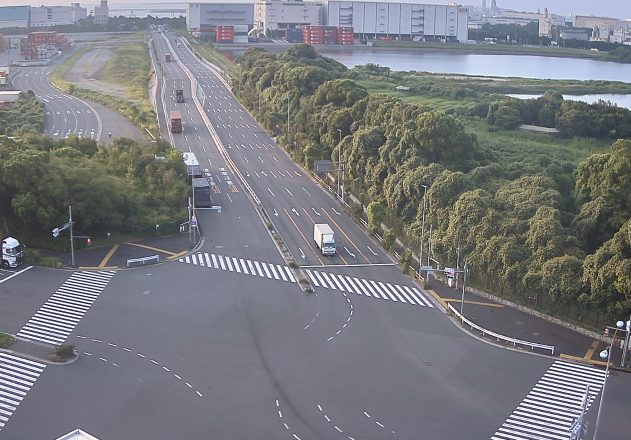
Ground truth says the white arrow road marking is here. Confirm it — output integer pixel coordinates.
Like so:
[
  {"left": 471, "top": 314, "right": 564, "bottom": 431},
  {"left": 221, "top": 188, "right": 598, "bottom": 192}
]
[
  {"left": 285, "top": 188, "right": 294, "bottom": 197},
  {"left": 332, "top": 208, "right": 341, "bottom": 216},
  {"left": 311, "top": 208, "right": 321, "bottom": 216},
  {"left": 268, "top": 188, "right": 275, "bottom": 197},
  {"left": 258, "top": 156, "right": 264, "bottom": 163},
  {"left": 291, "top": 208, "right": 299, "bottom": 216},
  {"left": 303, "top": 188, "right": 311, "bottom": 196},
  {"left": 344, "top": 247, "right": 356, "bottom": 258},
  {"left": 244, "top": 156, "right": 248, "bottom": 163},
  {"left": 299, "top": 248, "right": 306, "bottom": 259},
  {"left": 367, "top": 246, "right": 378, "bottom": 256}
]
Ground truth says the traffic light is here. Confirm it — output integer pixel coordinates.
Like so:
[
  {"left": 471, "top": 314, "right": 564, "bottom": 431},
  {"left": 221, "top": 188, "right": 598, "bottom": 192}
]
[{"left": 52, "top": 227, "right": 59, "bottom": 238}]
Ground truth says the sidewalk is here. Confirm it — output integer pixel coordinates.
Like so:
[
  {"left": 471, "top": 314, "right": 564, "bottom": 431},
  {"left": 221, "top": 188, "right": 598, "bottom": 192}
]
[{"left": 423, "top": 274, "right": 628, "bottom": 370}]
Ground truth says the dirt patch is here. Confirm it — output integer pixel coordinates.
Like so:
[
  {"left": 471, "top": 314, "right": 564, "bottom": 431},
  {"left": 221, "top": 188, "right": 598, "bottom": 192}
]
[{"left": 64, "top": 46, "right": 130, "bottom": 100}]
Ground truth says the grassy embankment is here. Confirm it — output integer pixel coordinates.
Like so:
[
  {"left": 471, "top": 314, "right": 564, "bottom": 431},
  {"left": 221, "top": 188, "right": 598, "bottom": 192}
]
[
  {"left": 184, "top": 35, "right": 240, "bottom": 81},
  {"left": 50, "top": 37, "right": 158, "bottom": 139}
]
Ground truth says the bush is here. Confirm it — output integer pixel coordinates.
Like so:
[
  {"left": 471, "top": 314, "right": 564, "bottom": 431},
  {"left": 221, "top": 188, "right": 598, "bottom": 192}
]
[
  {"left": 0, "top": 332, "right": 14, "bottom": 348},
  {"left": 383, "top": 229, "right": 395, "bottom": 250},
  {"left": 53, "top": 344, "right": 75, "bottom": 361}
]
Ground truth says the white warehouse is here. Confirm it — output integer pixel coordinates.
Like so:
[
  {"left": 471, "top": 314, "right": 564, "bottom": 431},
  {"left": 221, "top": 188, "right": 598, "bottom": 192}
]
[
  {"left": 323, "top": 0, "right": 468, "bottom": 42},
  {"left": 187, "top": 2, "right": 255, "bottom": 32},
  {"left": 30, "top": 3, "right": 87, "bottom": 28}
]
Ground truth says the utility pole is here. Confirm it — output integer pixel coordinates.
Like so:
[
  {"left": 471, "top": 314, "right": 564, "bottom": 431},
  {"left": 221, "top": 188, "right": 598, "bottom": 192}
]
[{"left": 287, "top": 95, "right": 290, "bottom": 136}]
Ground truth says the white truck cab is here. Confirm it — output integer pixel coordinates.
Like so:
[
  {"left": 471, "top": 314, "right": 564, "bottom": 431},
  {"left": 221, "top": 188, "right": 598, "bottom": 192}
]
[{"left": 1, "top": 237, "right": 23, "bottom": 268}]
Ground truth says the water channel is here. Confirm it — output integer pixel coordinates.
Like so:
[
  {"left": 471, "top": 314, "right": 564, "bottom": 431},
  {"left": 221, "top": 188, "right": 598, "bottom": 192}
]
[{"left": 315, "top": 48, "right": 631, "bottom": 84}]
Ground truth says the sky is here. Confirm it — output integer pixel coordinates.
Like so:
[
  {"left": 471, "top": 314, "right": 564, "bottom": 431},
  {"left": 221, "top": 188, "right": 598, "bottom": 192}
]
[{"left": 2, "top": 0, "right": 631, "bottom": 19}]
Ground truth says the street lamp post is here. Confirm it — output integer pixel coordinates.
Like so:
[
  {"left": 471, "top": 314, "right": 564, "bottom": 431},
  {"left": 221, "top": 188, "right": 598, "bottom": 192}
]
[
  {"left": 592, "top": 320, "right": 625, "bottom": 440},
  {"left": 418, "top": 184, "right": 428, "bottom": 277},
  {"left": 337, "top": 129, "right": 342, "bottom": 202},
  {"left": 287, "top": 95, "right": 290, "bottom": 136}
]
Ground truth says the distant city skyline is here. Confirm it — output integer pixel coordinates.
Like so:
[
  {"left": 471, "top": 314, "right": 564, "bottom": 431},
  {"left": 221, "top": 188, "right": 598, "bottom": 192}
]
[{"left": 2, "top": 0, "right": 631, "bottom": 20}]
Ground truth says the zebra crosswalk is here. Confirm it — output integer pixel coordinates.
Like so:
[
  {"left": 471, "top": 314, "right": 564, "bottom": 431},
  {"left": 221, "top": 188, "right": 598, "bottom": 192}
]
[
  {"left": 16, "top": 270, "right": 116, "bottom": 346},
  {"left": 179, "top": 252, "right": 433, "bottom": 308},
  {"left": 491, "top": 360, "right": 607, "bottom": 440},
  {"left": 0, "top": 352, "right": 46, "bottom": 432}
]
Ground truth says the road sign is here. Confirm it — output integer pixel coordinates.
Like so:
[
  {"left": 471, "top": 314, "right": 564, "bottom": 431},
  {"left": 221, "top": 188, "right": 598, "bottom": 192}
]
[
  {"left": 190, "top": 216, "right": 197, "bottom": 228},
  {"left": 420, "top": 266, "right": 433, "bottom": 271}
]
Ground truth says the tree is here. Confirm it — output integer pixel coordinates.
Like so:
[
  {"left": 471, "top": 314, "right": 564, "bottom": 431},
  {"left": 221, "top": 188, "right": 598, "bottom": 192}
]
[
  {"left": 366, "top": 201, "right": 387, "bottom": 234},
  {"left": 493, "top": 105, "right": 522, "bottom": 129}
]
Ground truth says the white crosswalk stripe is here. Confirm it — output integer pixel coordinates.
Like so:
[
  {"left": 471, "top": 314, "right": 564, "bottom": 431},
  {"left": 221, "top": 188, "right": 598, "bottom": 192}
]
[
  {"left": 0, "top": 352, "right": 46, "bottom": 431},
  {"left": 491, "top": 360, "right": 607, "bottom": 440},
  {"left": 179, "top": 252, "right": 433, "bottom": 308},
  {"left": 16, "top": 271, "right": 115, "bottom": 345}
]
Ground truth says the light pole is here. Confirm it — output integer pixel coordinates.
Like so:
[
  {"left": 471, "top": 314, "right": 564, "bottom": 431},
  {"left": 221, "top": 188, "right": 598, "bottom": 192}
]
[
  {"left": 418, "top": 184, "right": 428, "bottom": 277},
  {"left": 592, "top": 320, "right": 625, "bottom": 440},
  {"left": 337, "top": 129, "right": 342, "bottom": 202},
  {"left": 287, "top": 94, "right": 290, "bottom": 136}
]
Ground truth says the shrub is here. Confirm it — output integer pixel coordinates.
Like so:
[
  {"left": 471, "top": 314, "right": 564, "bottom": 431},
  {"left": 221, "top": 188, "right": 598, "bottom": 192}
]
[{"left": 53, "top": 344, "right": 75, "bottom": 361}]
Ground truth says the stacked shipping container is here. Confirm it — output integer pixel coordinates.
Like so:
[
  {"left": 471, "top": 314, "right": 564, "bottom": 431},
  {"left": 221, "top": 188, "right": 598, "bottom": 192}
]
[
  {"left": 20, "top": 31, "right": 68, "bottom": 59},
  {"left": 216, "top": 25, "right": 235, "bottom": 43},
  {"left": 336, "top": 26, "right": 354, "bottom": 44},
  {"left": 302, "top": 25, "right": 324, "bottom": 44}
]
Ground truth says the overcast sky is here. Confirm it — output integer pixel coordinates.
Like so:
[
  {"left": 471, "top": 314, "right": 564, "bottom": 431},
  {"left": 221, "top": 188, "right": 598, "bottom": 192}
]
[{"left": 5, "top": 1, "right": 631, "bottom": 19}]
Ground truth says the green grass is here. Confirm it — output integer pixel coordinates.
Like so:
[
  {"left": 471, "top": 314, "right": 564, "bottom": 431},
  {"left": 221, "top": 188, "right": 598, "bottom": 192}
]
[
  {"left": 0, "top": 332, "right": 14, "bottom": 349},
  {"left": 186, "top": 36, "right": 239, "bottom": 80},
  {"left": 357, "top": 79, "right": 476, "bottom": 111},
  {"left": 463, "top": 118, "right": 610, "bottom": 165},
  {"left": 98, "top": 41, "right": 152, "bottom": 109},
  {"left": 50, "top": 42, "right": 158, "bottom": 139}
]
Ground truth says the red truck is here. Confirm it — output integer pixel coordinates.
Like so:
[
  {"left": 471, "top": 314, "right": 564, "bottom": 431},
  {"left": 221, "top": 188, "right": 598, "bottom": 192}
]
[{"left": 169, "top": 111, "right": 182, "bottom": 133}]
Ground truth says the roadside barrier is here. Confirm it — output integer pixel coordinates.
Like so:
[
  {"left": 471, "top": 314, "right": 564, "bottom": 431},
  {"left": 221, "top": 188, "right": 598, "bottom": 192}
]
[
  {"left": 127, "top": 255, "right": 160, "bottom": 267},
  {"left": 448, "top": 303, "right": 555, "bottom": 355}
]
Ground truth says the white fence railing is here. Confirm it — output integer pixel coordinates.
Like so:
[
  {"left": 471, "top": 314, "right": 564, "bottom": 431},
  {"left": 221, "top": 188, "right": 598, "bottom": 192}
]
[{"left": 448, "top": 303, "right": 555, "bottom": 355}]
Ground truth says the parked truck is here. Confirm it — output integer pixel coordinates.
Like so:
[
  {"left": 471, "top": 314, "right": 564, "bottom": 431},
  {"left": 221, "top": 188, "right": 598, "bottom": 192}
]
[
  {"left": 1, "top": 236, "right": 23, "bottom": 268},
  {"left": 164, "top": 53, "right": 171, "bottom": 62},
  {"left": 313, "top": 224, "right": 336, "bottom": 256},
  {"left": 183, "top": 152, "right": 202, "bottom": 181},
  {"left": 176, "top": 89, "right": 184, "bottom": 103},
  {"left": 169, "top": 111, "right": 182, "bottom": 133},
  {"left": 192, "top": 178, "right": 213, "bottom": 208}
]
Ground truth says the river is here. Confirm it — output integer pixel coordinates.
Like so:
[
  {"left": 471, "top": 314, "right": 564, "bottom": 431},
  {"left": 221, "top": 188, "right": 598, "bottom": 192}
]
[{"left": 315, "top": 48, "right": 631, "bottom": 84}]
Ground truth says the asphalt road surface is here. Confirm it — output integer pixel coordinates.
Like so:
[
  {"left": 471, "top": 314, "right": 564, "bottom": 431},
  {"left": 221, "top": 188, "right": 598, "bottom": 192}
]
[{"left": 0, "top": 31, "right": 629, "bottom": 439}]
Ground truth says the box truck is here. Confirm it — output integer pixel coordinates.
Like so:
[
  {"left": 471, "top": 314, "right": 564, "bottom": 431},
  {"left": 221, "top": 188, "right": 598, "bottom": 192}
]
[{"left": 313, "top": 224, "right": 336, "bottom": 256}]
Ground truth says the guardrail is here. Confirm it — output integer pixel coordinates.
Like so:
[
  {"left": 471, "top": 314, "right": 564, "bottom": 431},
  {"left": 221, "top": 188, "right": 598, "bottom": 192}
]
[
  {"left": 127, "top": 255, "right": 160, "bottom": 267},
  {"left": 447, "top": 303, "right": 555, "bottom": 355}
]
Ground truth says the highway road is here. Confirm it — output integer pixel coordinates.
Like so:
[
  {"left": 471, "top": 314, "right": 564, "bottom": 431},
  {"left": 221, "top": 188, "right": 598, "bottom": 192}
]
[
  {"left": 0, "top": 31, "right": 629, "bottom": 440},
  {"left": 153, "top": 33, "right": 388, "bottom": 269},
  {"left": 9, "top": 48, "right": 144, "bottom": 144}
]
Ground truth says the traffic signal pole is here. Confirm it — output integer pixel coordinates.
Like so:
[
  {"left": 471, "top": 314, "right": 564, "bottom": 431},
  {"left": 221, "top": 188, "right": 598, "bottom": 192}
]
[{"left": 69, "top": 205, "right": 75, "bottom": 267}]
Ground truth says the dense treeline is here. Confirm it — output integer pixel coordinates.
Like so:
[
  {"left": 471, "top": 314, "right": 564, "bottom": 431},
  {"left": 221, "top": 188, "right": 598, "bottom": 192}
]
[
  {"left": 487, "top": 92, "right": 631, "bottom": 138},
  {"left": 0, "top": 135, "right": 189, "bottom": 248},
  {"left": 0, "top": 91, "right": 45, "bottom": 136},
  {"left": 236, "top": 44, "right": 631, "bottom": 325}
]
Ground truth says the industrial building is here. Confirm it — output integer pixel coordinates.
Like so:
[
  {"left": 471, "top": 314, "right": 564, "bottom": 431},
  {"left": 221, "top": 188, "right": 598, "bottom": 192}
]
[
  {"left": 323, "top": 1, "right": 468, "bottom": 42},
  {"left": 254, "top": 0, "right": 322, "bottom": 37},
  {"left": 94, "top": 0, "right": 109, "bottom": 25},
  {"left": 30, "top": 4, "right": 87, "bottom": 28},
  {"left": 0, "top": 6, "right": 30, "bottom": 29},
  {"left": 187, "top": 2, "right": 254, "bottom": 42}
]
